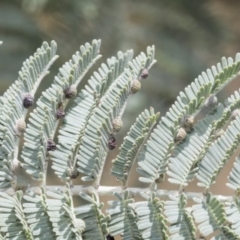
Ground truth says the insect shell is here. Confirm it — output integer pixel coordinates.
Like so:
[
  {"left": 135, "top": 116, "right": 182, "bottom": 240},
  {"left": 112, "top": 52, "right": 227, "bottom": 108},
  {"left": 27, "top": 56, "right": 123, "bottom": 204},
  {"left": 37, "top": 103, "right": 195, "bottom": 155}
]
[
  {"left": 182, "top": 115, "right": 194, "bottom": 132},
  {"left": 47, "top": 139, "right": 57, "bottom": 151},
  {"left": 108, "top": 134, "right": 117, "bottom": 150},
  {"left": 68, "top": 167, "right": 79, "bottom": 179},
  {"left": 131, "top": 79, "right": 141, "bottom": 94},
  {"left": 23, "top": 93, "right": 34, "bottom": 108},
  {"left": 175, "top": 127, "right": 187, "bottom": 143},
  {"left": 64, "top": 85, "right": 77, "bottom": 99},
  {"left": 56, "top": 107, "right": 65, "bottom": 119},
  {"left": 15, "top": 118, "right": 26, "bottom": 136},
  {"left": 204, "top": 95, "right": 218, "bottom": 107},
  {"left": 112, "top": 117, "right": 123, "bottom": 132}
]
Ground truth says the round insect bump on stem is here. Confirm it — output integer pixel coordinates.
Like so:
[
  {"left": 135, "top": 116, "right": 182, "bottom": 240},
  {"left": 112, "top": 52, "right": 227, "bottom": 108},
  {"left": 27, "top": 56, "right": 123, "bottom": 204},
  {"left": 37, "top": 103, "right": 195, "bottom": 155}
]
[
  {"left": 183, "top": 115, "right": 194, "bottom": 131},
  {"left": 64, "top": 85, "right": 77, "bottom": 99},
  {"left": 231, "top": 109, "right": 240, "bottom": 120},
  {"left": 47, "top": 139, "right": 57, "bottom": 151},
  {"left": 141, "top": 68, "right": 149, "bottom": 79},
  {"left": 112, "top": 117, "right": 123, "bottom": 131},
  {"left": 56, "top": 108, "right": 65, "bottom": 119},
  {"left": 204, "top": 95, "right": 218, "bottom": 107},
  {"left": 155, "top": 173, "right": 165, "bottom": 183},
  {"left": 108, "top": 134, "right": 117, "bottom": 150},
  {"left": 175, "top": 127, "right": 187, "bottom": 143},
  {"left": 131, "top": 79, "right": 141, "bottom": 94},
  {"left": 67, "top": 167, "right": 79, "bottom": 179},
  {"left": 23, "top": 93, "right": 34, "bottom": 108},
  {"left": 15, "top": 118, "right": 26, "bottom": 135}
]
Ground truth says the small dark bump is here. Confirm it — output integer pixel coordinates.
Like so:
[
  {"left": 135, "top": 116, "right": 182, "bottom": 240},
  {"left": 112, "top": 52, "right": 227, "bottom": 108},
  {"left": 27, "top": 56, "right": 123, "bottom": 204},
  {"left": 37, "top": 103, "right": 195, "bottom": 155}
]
[
  {"left": 108, "top": 134, "right": 117, "bottom": 150},
  {"left": 56, "top": 108, "right": 65, "bottom": 119},
  {"left": 106, "top": 235, "right": 115, "bottom": 240},
  {"left": 64, "top": 85, "right": 77, "bottom": 99},
  {"left": 23, "top": 93, "right": 34, "bottom": 108},
  {"left": 47, "top": 139, "right": 57, "bottom": 151}
]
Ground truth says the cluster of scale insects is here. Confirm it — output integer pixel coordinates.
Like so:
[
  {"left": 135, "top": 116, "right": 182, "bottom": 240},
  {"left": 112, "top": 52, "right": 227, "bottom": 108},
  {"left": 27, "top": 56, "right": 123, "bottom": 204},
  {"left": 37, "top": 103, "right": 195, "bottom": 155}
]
[
  {"left": 174, "top": 94, "right": 221, "bottom": 144},
  {"left": 15, "top": 69, "right": 149, "bottom": 156},
  {"left": 174, "top": 93, "right": 240, "bottom": 145}
]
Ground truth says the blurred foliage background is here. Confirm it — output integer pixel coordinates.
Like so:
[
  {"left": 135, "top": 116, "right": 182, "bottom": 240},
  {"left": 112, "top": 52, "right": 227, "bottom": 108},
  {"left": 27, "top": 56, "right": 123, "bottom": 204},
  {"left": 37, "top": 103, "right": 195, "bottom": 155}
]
[{"left": 0, "top": 0, "right": 240, "bottom": 212}]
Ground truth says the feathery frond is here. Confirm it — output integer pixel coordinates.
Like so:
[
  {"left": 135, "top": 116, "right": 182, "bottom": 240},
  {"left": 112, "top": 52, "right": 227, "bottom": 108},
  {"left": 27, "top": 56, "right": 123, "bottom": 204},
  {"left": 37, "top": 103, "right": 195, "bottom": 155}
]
[
  {"left": 46, "top": 187, "right": 85, "bottom": 240},
  {"left": 107, "top": 190, "right": 142, "bottom": 240},
  {"left": 137, "top": 53, "right": 240, "bottom": 185},
  {"left": 0, "top": 191, "right": 33, "bottom": 239},
  {"left": 51, "top": 49, "right": 133, "bottom": 182},
  {"left": 227, "top": 156, "right": 240, "bottom": 192},
  {"left": 164, "top": 193, "right": 196, "bottom": 240},
  {"left": 192, "top": 193, "right": 229, "bottom": 239},
  {"left": 197, "top": 113, "right": 240, "bottom": 189},
  {"left": 135, "top": 192, "right": 168, "bottom": 240},
  {"left": 23, "top": 189, "right": 56, "bottom": 240},
  {"left": 225, "top": 198, "right": 240, "bottom": 236},
  {"left": 22, "top": 40, "right": 101, "bottom": 182},
  {"left": 76, "top": 46, "right": 156, "bottom": 185},
  {"left": 0, "top": 41, "right": 58, "bottom": 188},
  {"left": 111, "top": 107, "right": 159, "bottom": 186},
  {"left": 167, "top": 104, "right": 224, "bottom": 187},
  {"left": 75, "top": 192, "right": 109, "bottom": 240}
]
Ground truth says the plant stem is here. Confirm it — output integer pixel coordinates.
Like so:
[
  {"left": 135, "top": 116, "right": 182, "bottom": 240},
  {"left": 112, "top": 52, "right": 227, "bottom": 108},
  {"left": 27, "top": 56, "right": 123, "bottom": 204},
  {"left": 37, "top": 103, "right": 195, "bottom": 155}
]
[{"left": 14, "top": 185, "right": 234, "bottom": 202}]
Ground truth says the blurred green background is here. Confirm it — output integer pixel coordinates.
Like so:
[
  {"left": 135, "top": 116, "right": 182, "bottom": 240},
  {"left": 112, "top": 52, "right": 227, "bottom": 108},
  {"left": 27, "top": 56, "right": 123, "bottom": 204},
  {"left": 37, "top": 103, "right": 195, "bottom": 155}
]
[{"left": 0, "top": 0, "right": 240, "bottom": 219}]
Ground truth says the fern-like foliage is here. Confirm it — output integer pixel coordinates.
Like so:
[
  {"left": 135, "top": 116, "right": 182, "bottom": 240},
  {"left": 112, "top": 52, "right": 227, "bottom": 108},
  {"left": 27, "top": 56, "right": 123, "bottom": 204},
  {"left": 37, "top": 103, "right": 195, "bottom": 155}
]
[
  {"left": 111, "top": 108, "right": 159, "bottom": 186},
  {"left": 0, "top": 41, "right": 58, "bottom": 189},
  {"left": 46, "top": 187, "right": 85, "bottom": 240},
  {"left": 51, "top": 49, "right": 133, "bottom": 182},
  {"left": 197, "top": 113, "right": 240, "bottom": 189},
  {"left": 0, "top": 191, "right": 34, "bottom": 239},
  {"left": 164, "top": 193, "right": 196, "bottom": 240},
  {"left": 1, "top": 39, "right": 240, "bottom": 240},
  {"left": 76, "top": 47, "right": 156, "bottom": 185},
  {"left": 225, "top": 197, "right": 240, "bottom": 236},
  {"left": 75, "top": 192, "right": 109, "bottom": 240},
  {"left": 135, "top": 192, "right": 168, "bottom": 240},
  {"left": 192, "top": 193, "right": 240, "bottom": 239},
  {"left": 107, "top": 191, "right": 142, "bottom": 240},
  {"left": 22, "top": 40, "right": 101, "bottom": 183},
  {"left": 23, "top": 189, "right": 56, "bottom": 239},
  {"left": 167, "top": 104, "right": 224, "bottom": 187},
  {"left": 138, "top": 53, "right": 240, "bottom": 186},
  {"left": 227, "top": 156, "right": 240, "bottom": 192}
]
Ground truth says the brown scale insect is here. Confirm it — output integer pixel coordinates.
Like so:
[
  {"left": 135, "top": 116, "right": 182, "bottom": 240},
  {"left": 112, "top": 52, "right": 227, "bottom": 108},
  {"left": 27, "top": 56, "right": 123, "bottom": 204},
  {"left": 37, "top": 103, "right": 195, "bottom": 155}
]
[
  {"left": 64, "top": 85, "right": 77, "bottom": 99},
  {"left": 131, "top": 79, "right": 141, "bottom": 94},
  {"left": 56, "top": 108, "right": 65, "bottom": 119},
  {"left": 47, "top": 139, "right": 57, "bottom": 151},
  {"left": 175, "top": 127, "right": 187, "bottom": 143},
  {"left": 108, "top": 134, "right": 117, "bottom": 150}
]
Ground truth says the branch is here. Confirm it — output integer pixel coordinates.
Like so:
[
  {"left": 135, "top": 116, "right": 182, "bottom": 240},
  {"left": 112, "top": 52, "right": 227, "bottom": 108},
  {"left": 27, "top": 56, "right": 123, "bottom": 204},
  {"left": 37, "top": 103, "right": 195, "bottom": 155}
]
[{"left": 3, "top": 185, "right": 233, "bottom": 202}]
